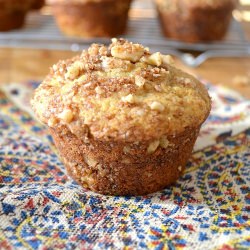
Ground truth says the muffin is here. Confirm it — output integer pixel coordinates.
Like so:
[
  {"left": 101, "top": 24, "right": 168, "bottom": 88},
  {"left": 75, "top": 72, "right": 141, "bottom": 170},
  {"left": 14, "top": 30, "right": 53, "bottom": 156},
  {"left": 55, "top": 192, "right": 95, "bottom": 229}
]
[
  {"left": 155, "top": 0, "right": 238, "bottom": 43},
  {"left": 47, "top": 0, "right": 132, "bottom": 37},
  {"left": 31, "top": 39, "right": 211, "bottom": 195},
  {"left": 0, "top": 0, "right": 33, "bottom": 31},
  {"left": 30, "top": 0, "right": 45, "bottom": 10}
]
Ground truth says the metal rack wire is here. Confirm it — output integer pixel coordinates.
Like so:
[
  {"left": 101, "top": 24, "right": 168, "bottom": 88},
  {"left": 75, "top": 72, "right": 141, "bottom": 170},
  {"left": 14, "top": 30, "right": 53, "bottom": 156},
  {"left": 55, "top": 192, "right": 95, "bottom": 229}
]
[{"left": 0, "top": 0, "right": 249, "bottom": 67}]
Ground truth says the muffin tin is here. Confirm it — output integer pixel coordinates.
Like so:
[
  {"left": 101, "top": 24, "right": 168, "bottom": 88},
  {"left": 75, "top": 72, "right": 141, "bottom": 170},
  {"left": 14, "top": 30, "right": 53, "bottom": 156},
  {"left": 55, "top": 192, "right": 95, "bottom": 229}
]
[{"left": 0, "top": 0, "right": 249, "bottom": 67}]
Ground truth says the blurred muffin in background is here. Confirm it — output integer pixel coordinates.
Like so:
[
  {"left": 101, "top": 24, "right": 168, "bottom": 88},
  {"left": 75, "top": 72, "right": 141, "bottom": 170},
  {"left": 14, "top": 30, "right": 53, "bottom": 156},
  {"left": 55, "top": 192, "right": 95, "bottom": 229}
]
[
  {"left": 31, "top": 0, "right": 45, "bottom": 10},
  {"left": 155, "top": 0, "right": 239, "bottom": 43},
  {"left": 0, "top": 0, "right": 33, "bottom": 31},
  {"left": 48, "top": 0, "right": 132, "bottom": 38}
]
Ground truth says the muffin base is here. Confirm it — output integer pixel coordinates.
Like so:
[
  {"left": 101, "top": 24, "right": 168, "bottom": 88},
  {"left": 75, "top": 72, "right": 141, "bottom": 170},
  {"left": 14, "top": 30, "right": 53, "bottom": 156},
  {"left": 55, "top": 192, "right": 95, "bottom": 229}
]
[
  {"left": 50, "top": 126, "right": 200, "bottom": 196},
  {"left": 156, "top": 3, "right": 235, "bottom": 43},
  {"left": 0, "top": 11, "right": 26, "bottom": 31},
  {"left": 51, "top": 0, "right": 132, "bottom": 38}
]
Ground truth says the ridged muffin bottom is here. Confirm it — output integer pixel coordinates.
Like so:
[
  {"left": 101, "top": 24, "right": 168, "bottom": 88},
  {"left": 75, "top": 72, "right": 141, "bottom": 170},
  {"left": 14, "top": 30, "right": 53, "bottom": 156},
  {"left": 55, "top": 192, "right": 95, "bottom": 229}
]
[{"left": 50, "top": 126, "right": 200, "bottom": 196}]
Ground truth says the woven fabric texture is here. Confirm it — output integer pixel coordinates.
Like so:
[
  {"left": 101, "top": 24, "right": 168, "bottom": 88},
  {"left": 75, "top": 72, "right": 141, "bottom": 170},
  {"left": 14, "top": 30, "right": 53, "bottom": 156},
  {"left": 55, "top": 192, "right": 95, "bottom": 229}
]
[{"left": 0, "top": 81, "right": 249, "bottom": 250}]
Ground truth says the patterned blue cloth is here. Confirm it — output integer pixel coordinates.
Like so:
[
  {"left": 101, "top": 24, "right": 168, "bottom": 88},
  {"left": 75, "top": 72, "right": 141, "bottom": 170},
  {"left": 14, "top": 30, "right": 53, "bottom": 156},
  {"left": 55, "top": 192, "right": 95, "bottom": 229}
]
[{"left": 0, "top": 81, "right": 250, "bottom": 250}]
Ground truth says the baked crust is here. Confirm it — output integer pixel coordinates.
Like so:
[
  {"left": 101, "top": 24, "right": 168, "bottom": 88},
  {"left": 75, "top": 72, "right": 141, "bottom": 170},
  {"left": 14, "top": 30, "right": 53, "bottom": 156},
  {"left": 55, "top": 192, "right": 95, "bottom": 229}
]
[{"left": 50, "top": 125, "right": 200, "bottom": 195}]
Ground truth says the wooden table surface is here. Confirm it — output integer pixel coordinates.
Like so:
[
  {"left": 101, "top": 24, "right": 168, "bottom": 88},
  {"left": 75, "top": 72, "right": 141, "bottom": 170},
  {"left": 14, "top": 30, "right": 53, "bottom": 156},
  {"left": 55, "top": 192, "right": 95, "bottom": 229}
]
[{"left": 0, "top": 1, "right": 250, "bottom": 99}]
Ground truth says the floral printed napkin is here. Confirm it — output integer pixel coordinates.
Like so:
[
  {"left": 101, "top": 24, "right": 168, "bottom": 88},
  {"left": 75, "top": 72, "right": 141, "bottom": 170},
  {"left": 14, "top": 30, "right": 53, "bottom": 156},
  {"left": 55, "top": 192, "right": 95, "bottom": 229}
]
[{"left": 0, "top": 81, "right": 249, "bottom": 250}]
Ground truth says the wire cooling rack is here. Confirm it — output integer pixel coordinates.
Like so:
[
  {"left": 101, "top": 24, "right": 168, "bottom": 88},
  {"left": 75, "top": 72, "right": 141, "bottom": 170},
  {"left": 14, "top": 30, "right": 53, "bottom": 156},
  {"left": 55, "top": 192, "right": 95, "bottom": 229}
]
[{"left": 0, "top": 0, "right": 249, "bottom": 67}]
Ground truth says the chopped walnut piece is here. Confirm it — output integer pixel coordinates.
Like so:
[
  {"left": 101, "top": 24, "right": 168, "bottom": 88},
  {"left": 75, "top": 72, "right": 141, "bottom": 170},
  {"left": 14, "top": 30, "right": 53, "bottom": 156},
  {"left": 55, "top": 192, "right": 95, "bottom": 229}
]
[
  {"left": 99, "top": 45, "right": 108, "bottom": 56},
  {"left": 162, "top": 55, "right": 174, "bottom": 65},
  {"left": 123, "top": 146, "right": 131, "bottom": 154},
  {"left": 146, "top": 52, "right": 162, "bottom": 66},
  {"left": 88, "top": 43, "right": 101, "bottom": 56},
  {"left": 154, "top": 85, "right": 162, "bottom": 92},
  {"left": 141, "top": 53, "right": 174, "bottom": 67},
  {"left": 121, "top": 158, "right": 131, "bottom": 164},
  {"left": 111, "top": 41, "right": 145, "bottom": 63},
  {"left": 95, "top": 86, "right": 104, "bottom": 95},
  {"left": 153, "top": 73, "right": 161, "bottom": 78},
  {"left": 101, "top": 57, "right": 114, "bottom": 69},
  {"left": 134, "top": 108, "right": 145, "bottom": 116},
  {"left": 176, "top": 77, "right": 185, "bottom": 83},
  {"left": 121, "top": 94, "right": 135, "bottom": 103},
  {"left": 65, "top": 61, "right": 84, "bottom": 80},
  {"left": 57, "top": 109, "right": 74, "bottom": 123},
  {"left": 184, "top": 78, "right": 192, "bottom": 85},
  {"left": 134, "top": 75, "right": 146, "bottom": 87},
  {"left": 149, "top": 101, "right": 165, "bottom": 111},
  {"left": 52, "top": 64, "right": 58, "bottom": 71},
  {"left": 159, "top": 136, "right": 170, "bottom": 148},
  {"left": 48, "top": 117, "right": 58, "bottom": 127},
  {"left": 101, "top": 57, "right": 133, "bottom": 71},
  {"left": 147, "top": 140, "right": 160, "bottom": 154},
  {"left": 81, "top": 175, "right": 95, "bottom": 186},
  {"left": 84, "top": 155, "right": 98, "bottom": 167},
  {"left": 111, "top": 38, "right": 118, "bottom": 43}
]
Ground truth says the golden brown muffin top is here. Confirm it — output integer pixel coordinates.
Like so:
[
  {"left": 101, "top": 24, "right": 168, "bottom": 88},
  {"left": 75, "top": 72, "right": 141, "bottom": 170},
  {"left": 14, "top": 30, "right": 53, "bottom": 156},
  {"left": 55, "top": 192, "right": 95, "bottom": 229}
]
[
  {"left": 31, "top": 39, "right": 211, "bottom": 142},
  {"left": 155, "top": 0, "right": 238, "bottom": 10}
]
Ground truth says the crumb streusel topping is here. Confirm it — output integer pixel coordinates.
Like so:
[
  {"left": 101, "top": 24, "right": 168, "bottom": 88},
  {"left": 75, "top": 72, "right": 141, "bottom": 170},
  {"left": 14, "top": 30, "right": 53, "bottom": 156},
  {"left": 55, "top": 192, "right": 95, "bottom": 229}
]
[{"left": 31, "top": 39, "right": 211, "bottom": 141}]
